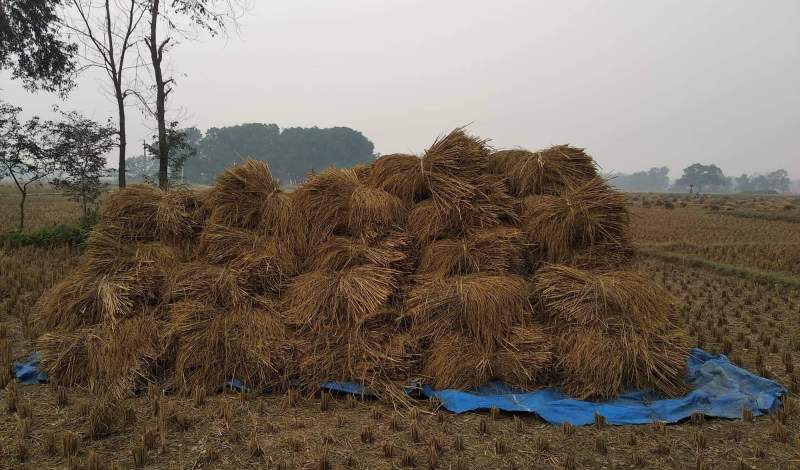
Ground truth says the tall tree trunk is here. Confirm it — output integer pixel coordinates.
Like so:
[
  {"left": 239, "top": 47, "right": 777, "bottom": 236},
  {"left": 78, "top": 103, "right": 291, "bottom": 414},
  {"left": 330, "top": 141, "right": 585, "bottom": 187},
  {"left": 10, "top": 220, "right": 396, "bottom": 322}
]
[
  {"left": 148, "top": 0, "right": 169, "bottom": 191},
  {"left": 116, "top": 83, "right": 127, "bottom": 188},
  {"left": 18, "top": 190, "right": 26, "bottom": 230}
]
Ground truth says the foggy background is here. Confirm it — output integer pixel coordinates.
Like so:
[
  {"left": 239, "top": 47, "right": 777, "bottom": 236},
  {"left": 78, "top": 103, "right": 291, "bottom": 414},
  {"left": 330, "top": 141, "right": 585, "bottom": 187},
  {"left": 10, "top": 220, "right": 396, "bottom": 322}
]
[{"left": 3, "top": 0, "right": 799, "bottom": 178}]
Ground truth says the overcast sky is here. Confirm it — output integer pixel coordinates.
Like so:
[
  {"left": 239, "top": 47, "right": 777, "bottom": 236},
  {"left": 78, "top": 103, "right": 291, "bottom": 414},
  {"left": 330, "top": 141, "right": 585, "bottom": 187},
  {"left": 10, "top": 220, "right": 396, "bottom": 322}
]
[{"left": 2, "top": 0, "right": 799, "bottom": 178}]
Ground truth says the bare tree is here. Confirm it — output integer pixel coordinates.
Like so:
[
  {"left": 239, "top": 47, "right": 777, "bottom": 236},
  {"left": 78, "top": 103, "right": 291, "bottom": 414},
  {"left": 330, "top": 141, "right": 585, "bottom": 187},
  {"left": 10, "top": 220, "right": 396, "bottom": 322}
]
[
  {"left": 63, "top": 0, "right": 147, "bottom": 188},
  {"left": 142, "top": 0, "right": 246, "bottom": 190}
]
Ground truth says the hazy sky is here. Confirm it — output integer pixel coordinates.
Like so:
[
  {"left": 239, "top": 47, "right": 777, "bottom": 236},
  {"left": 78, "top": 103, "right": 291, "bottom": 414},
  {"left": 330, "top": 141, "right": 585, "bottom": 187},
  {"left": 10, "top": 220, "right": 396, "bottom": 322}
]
[{"left": 2, "top": 0, "right": 799, "bottom": 178}]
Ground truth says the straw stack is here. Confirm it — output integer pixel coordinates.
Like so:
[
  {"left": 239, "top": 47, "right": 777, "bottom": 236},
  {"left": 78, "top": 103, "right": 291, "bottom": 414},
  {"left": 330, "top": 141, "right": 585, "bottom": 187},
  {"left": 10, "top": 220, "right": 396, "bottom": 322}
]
[{"left": 34, "top": 128, "right": 689, "bottom": 402}]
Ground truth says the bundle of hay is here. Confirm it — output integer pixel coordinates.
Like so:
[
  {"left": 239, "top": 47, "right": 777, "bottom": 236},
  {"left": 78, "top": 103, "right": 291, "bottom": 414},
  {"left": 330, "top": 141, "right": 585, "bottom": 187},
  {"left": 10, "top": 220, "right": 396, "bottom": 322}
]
[
  {"left": 488, "top": 145, "right": 598, "bottom": 196},
  {"left": 167, "top": 299, "right": 291, "bottom": 393},
  {"left": 519, "top": 177, "right": 630, "bottom": 264},
  {"left": 291, "top": 168, "right": 407, "bottom": 260},
  {"left": 533, "top": 264, "right": 689, "bottom": 399}
]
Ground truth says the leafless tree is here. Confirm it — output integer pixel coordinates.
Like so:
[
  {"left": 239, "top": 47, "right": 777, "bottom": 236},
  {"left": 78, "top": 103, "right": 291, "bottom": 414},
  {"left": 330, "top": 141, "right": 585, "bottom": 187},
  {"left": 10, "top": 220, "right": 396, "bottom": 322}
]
[
  {"left": 142, "top": 0, "right": 247, "bottom": 190},
  {"left": 63, "top": 0, "right": 148, "bottom": 188}
]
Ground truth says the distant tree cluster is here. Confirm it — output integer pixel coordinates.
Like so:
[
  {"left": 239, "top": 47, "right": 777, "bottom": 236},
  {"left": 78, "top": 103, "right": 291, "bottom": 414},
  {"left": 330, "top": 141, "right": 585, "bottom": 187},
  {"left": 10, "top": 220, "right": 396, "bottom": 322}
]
[
  {"left": 127, "top": 123, "right": 376, "bottom": 185},
  {"left": 608, "top": 167, "right": 670, "bottom": 192},
  {"left": 609, "top": 164, "right": 793, "bottom": 194},
  {"left": 734, "top": 170, "right": 790, "bottom": 193},
  {"left": 673, "top": 163, "right": 730, "bottom": 193}
]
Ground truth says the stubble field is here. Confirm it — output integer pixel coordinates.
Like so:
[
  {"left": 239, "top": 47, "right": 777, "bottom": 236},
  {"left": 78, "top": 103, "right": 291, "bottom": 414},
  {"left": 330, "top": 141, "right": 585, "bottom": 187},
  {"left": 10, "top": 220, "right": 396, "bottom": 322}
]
[{"left": 0, "top": 190, "right": 799, "bottom": 469}]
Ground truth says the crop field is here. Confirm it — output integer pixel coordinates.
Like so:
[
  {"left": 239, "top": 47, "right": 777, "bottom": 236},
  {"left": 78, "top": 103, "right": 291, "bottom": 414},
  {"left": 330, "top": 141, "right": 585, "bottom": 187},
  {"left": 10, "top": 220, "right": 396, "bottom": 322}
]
[{"left": 1, "top": 190, "right": 799, "bottom": 469}]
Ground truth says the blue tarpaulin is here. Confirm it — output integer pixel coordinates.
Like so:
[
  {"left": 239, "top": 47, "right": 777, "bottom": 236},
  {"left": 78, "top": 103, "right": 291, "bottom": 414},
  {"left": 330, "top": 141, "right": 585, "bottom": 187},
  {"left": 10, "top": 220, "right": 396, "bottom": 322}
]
[
  {"left": 420, "top": 349, "right": 785, "bottom": 425},
  {"left": 13, "top": 352, "right": 48, "bottom": 385},
  {"left": 14, "top": 348, "right": 785, "bottom": 425}
]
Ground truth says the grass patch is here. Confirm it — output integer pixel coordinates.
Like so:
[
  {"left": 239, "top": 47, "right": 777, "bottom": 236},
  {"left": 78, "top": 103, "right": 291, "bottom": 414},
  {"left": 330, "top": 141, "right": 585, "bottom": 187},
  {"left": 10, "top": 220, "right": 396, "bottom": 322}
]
[
  {"left": 636, "top": 246, "right": 800, "bottom": 289},
  {"left": 0, "top": 211, "right": 99, "bottom": 248}
]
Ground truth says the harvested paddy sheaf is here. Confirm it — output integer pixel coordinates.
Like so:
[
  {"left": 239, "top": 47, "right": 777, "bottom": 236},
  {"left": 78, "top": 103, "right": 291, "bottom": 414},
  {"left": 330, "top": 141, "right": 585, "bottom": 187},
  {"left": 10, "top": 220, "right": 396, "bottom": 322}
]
[{"left": 34, "top": 128, "right": 689, "bottom": 403}]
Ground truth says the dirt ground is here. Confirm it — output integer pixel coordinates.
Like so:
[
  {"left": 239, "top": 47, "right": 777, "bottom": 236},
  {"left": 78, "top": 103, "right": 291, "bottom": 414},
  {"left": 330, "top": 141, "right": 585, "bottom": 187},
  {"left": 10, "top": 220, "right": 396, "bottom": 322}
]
[{"left": 1, "top": 194, "right": 799, "bottom": 469}]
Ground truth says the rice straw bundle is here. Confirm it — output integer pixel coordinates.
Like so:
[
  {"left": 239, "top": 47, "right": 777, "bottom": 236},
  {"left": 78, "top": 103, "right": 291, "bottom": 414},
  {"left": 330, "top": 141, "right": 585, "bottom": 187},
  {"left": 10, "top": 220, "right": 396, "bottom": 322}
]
[
  {"left": 232, "top": 237, "right": 298, "bottom": 295},
  {"left": 199, "top": 224, "right": 263, "bottom": 265},
  {"left": 422, "top": 128, "right": 489, "bottom": 182},
  {"left": 156, "top": 188, "right": 204, "bottom": 244},
  {"left": 100, "top": 185, "right": 163, "bottom": 241},
  {"left": 417, "top": 226, "right": 526, "bottom": 277},
  {"left": 348, "top": 185, "right": 406, "bottom": 237},
  {"left": 33, "top": 271, "right": 138, "bottom": 332},
  {"left": 555, "top": 324, "right": 688, "bottom": 399},
  {"left": 308, "top": 234, "right": 410, "bottom": 272},
  {"left": 421, "top": 332, "right": 494, "bottom": 389},
  {"left": 533, "top": 264, "right": 675, "bottom": 327},
  {"left": 521, "top": 178, "right": 629, "bottom": 263},
  {"left": 259, "top": 191, "right": 292, "bottom": 237},
  {"left": 367, "top": 153, "right": 427, "bottom": 204},
  {"left": 407, "top": 199, "right": 507, "bottom": 244},
  {"left": 205, "top": 159, "right": 281, "bottom": 228},
  {"left": 83, "top": 229, "right": 180, "bottom": 277},
  {"left": 295, "top": 309, "right": 418, "bottom": 401},
  {"left": 407, "top": 274, "right": 529, "bottom": 350},
  {"left": 411, "top": 128, "right": 492, "bottom": 209},
  {"left": 291, "top": 167, "right": 360, "bottom": 237},
  {"left": 488, "top": 145, "right": 598, "bottom": 196},
  {"left": 167, "top": 263, "right": 250, "bottom": 308},
  {"left": 283, "top": 266, "right": 399, "bottom": 332},
  {"left": 87, "top": 314, "right": 166, "bottom": 399},
  {"left": 533, "top": 264, "right": 689, "bottom": 398},
  {"left": 494, "top": 325, "right": 554, "bottom": 390},
  {"left": 37, "top": 328, "right": 95, "bottom": 387},
  {"left": 566, "top": 242, "right": 634, "bottom": 271},
  {"left": 352, "top": 163, "right": 373, "bottom": 183},
  {"left": 168, "top": 300, "right": 291, "bottom": 392}
]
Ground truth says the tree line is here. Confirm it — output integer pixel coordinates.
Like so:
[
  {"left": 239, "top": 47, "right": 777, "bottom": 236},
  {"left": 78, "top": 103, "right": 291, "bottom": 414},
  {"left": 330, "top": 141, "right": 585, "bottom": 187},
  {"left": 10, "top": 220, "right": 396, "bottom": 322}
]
[
  {"left": 126, "top": 123, "right": 376, "bottom": 185},
  {"left": 609, "top": 164, "right": 793, "bottom": 194}
]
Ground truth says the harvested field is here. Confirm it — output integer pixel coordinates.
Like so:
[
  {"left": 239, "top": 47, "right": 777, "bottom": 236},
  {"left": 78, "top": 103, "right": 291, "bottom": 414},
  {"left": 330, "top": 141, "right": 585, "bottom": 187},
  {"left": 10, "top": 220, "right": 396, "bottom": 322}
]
[{"left": 1, "top": 159, "right": 798, "bottom": 469}]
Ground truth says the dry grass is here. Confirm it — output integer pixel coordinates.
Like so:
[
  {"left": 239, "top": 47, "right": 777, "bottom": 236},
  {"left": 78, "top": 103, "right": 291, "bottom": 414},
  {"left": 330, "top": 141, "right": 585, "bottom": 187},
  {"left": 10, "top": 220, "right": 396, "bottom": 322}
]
[{"left": 0, "top": 184, "right": 82, "bottom": 231}]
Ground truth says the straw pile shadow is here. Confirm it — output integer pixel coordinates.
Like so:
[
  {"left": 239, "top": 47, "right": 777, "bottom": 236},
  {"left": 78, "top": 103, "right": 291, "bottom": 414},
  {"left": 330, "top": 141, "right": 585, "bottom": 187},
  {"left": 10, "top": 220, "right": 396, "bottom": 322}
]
[{"left": 34, "top": 129, "right": 689, "bottom": 403}]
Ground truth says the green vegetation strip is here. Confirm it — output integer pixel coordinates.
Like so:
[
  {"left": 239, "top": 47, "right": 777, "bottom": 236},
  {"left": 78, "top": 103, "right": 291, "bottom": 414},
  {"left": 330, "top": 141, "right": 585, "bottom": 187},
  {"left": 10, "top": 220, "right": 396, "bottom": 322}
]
[
  {"left": 0, "top": 212, "right": 99, "bottom": 248},
  {"left": 636, "top": 246, "right": 800, "bottom": 289}
]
